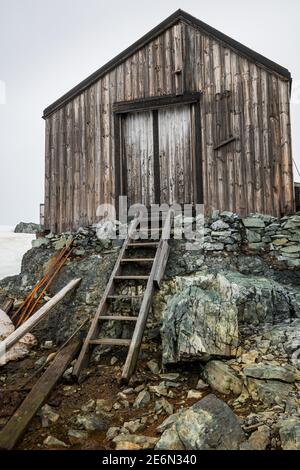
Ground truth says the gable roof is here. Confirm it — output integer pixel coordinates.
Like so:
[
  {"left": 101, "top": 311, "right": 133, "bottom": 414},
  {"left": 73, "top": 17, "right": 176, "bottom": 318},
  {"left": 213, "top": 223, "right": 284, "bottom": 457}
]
[{"left": 43, "top": 9, "right": 292, "bottom": 119}]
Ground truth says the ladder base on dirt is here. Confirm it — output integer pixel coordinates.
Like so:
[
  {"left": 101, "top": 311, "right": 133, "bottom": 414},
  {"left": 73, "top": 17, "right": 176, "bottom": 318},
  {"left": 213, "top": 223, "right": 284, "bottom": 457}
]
[{"left": 73, "top": 211, "right": 173, "bottom": 384}]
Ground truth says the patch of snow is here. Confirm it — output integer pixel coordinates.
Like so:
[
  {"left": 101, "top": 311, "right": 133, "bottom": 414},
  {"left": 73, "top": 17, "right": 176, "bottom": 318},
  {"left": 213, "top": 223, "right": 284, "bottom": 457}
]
[
  {"left": 0, "top": 225, "right": 14, "bottom": 233},
  {"left": 0, "top": 227, "right": 35, "bottom": 280}
]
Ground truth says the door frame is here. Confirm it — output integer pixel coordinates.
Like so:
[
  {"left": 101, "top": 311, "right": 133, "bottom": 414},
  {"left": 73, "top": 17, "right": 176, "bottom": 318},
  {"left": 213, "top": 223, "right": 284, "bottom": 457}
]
[{"left": 114, "top": 92, "right": 203, "bottom": 209}]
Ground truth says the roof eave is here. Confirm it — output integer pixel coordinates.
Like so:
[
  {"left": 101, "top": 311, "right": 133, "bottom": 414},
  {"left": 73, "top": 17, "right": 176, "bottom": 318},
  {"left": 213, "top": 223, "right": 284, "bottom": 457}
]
[{"left": 43, "top": 8, "right": 292, "bottom": 119}]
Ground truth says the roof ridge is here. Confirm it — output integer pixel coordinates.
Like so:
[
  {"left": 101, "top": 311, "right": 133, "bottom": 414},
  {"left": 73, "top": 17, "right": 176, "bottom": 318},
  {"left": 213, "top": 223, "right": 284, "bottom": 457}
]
[{"left": 43, "top": 9, "right": 291, "bottom": 119}]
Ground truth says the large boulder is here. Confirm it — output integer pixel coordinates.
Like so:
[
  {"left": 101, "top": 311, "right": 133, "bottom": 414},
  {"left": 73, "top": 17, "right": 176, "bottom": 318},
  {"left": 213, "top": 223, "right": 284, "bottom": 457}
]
[
  {"left": 246, "top": 378, "right": 298, "bottom": 410},
  {"left": 161, "top": 271, "right": 298, "bottom": 365},
  {"left": 155, "top": 394, "right": 245, "bottom": 450},
  {"left": 14, "top": 222, "right": 41, "bottom": 234},
  {"left": 243, "top": 363, "right": 300, "bottom": 383},
  {"left": 279, "top": 418, "right": 300, "bottom": 450},
  {"left": 203, "top": 361, "right": 243, "bottom": 396}
]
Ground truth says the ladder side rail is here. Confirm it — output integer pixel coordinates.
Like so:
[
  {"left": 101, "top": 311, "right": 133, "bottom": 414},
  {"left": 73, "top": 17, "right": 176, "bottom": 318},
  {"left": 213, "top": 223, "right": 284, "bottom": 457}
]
[
  {"left": 121, "top": 210, "right": 173, "bottom": 383},
  {"left": 73, "top": 214, "right": 140, "bottom": 379}
]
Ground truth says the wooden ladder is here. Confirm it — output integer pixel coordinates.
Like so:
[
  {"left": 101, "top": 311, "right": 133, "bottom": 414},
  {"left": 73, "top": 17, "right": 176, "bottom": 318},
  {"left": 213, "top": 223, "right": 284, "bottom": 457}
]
[{"left": 73, "top": 210, "right": 173, "bottom": 384}]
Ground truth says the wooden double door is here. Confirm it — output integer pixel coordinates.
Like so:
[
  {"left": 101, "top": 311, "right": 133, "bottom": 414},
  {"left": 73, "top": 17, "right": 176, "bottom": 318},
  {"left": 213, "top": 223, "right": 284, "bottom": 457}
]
[{"left": 120, "top": 103, "right": 201, "bottom": 207}]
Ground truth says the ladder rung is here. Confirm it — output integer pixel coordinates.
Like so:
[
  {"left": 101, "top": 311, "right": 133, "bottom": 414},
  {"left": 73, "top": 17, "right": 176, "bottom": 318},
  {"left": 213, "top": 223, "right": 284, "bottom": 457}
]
[
  {"left": 138, "top": 228, "right": 162, "bottom": 233},
  {"left": 98, "top": 315, "right": 138, "bottom": 322},
  {"left": 114, "top": 275, "right": 149, "bottom": 281},
  {"left": 107, "top": 295, "right": 143, "bottom": 300},
  {"left": 127, "top": 242, "right": 159, "bottom": 248},
  {"left": 89, "top": 338, "right": 131, "bottom": 346},
  {"left": 121, "top": 258, "right": 155, "bottom": 263}
]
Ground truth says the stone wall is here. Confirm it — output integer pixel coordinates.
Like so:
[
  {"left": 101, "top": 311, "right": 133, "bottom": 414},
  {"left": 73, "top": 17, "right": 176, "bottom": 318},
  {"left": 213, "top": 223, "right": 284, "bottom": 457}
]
[{"left": 191, "top": 211, "right": 300, "bottom": 269}]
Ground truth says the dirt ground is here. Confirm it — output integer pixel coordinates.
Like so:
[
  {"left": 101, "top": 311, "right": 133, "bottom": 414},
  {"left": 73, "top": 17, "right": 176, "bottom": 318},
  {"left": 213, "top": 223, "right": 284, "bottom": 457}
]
[{"left": 0, "top": 342, "right": 207, "bottom": 450}]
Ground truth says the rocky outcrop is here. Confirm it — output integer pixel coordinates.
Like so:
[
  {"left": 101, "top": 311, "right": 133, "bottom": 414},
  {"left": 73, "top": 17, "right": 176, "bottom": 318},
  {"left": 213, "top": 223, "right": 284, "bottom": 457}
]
[
  {"left": 160, "top": 271, "right": 299, "bottom": 365},
  {"left": 14, "top": 222, "right": 41, "bottom": 234},
  {"left": 0, "top": 236, "right": 118, "bottom": 344},
  {"left": 156, "top": 394, "right": 245, "bottom": 450}
]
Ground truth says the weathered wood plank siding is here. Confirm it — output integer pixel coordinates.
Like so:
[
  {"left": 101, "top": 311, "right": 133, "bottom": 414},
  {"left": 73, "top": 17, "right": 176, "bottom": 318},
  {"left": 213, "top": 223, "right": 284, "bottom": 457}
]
[
  {"left": 122, "top": 111, "right": 154, "bottom": 207},
  {"left": 183, "top": 22, "right": 294, "bottom": 217},
  {"left": 44, "top": 19, "right": 294, "bottom": 232},
  {"left": 158, "top": 105, "right": 194, "bottom": 204}
]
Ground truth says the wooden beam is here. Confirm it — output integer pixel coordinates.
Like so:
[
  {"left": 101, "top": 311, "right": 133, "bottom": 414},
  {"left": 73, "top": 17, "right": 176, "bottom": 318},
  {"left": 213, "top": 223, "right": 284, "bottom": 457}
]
[
  {"left": 114, "top": 113, "right": 121, "bottom": 214},
  {"left": 113, "top": 92, "right": 202, "bottom": 114},
  {"left": 214, "top": 136, "right": 237, "bottom": 151},
  {"left": 153, "top": 240, "right": 170, "bottom": 289},
  {"left": 0, "top": 278, "right": 81, "bottom": 355},
  {"left": 0, "top": 339, "right": 82, "bottom": 450},
  {"left": 1, "top": 299, "right": 13, "bottom": 315},
  {"left": 194, "top": 102, "right": 203, "bottom": 204},
  {"left": 153, "top": 110, "right": 160, "bottom": 205}
]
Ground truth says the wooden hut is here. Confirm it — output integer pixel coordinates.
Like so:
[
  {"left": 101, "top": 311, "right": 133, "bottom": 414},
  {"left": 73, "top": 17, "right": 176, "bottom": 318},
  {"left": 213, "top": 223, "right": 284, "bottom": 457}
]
[{"left": 43, "top": 9, "right": 294, "bottom": 233}]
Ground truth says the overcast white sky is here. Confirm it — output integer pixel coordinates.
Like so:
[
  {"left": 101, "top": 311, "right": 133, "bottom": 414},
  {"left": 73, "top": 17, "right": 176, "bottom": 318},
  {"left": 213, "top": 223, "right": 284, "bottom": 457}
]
[{"left": 0, "top": 0, "right": 299, "bottom": 225}]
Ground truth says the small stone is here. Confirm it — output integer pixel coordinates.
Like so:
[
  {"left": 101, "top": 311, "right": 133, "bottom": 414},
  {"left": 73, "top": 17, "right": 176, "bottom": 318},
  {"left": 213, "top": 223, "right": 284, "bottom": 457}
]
[
  {"left": 32, "top": 238, "right": 49, "bottom": 248},
  {"left": 122, "top": 388, "right": 134, "bottom": 395},
  {"left": 81, "top": 399, "right": 95, "bottom": 413},
  {"left": 133, "top": 390, "right": 151, "bottom": 408},
  {"left": 113, "top": 434, "right": 158, "bottom": 450},
  {"left": 106, "top": 427, "right": 120, "bottom": 440},
  {"left": 220, "top": 211, "right": 236, "bottom": 223},
  {"left": 147, "top": 359, "right": 160, "bottom": 374},
  {"left": 281, "top": 245, "right": 300, "bottom": 254},
  {"left": 203, "top": 242, "right": 224, "bottom": 251},
  {"left": 44, "top": 436, "right": 68, "bottom": 448},
  {"left": 187, "top": 390, "right": 204, "bottom": 400},
  {"left": 196, "top": 379, "right": 209, "bottom": 391},
  {"left": 76, "top": 414, "right": 107, "bottom": 432},
  {"left": 156, "top": 413, "right": 182, "bottom": 434},
  {"left": 272, "top": 238, "right": 289, "bottom": 246},
  {"left": 123, "top": 419, "right": 144, "bottom": 433},
  {"left": 149, "top": 382, "right": 169, "bottom": 397},
  {"left": 248, "top": 425, "right": 270, "bottom": 450},
  {"left": 95, "top": 399, "right": 114, "bottom": 413},
  {"left": 164, "top": 381, "right": 181, "bottom": 388},
  {"left": 110, "top": 356, "right": 118, "bottom": 366},
  {"left": 246, "top": 230, "right": 261, "bottom": 243},
  {"left": 73, "top": 248, "right": 85, "bottom": 256},
  {"left": 155, "top": 398, "right": 174, "bottom": 415},
  {"left": 43, "top": 341, "right": 53, "bottom": 350},
  {"left": 62, "top": 366, "right": 74, "bottom": 383},
  {"left": 242, "top": 218, "right": 265, "bottom": 229},
  {"left": 34, "top": 356, "right": 47, "bottom": 369},
  {"left": 287, "top": 259, "right": 300, "bottom": 268},
  {"left": 211, "top": 220, "right": 230, "bottom": 231},
  {"left": 248, "top": 242, "right": 265, "bottom": 251},
  {"left": 119, "top": 399, "right": 130, "bottom": 409},
  {"left": 257, "top": 340, "right": 270, "bottom": 355},
  {"left": 40, "top": 405, "right": 60, "bottom": 428},
  {"left": 68, "top": 429, "right": 88, "bottom": 445},
  {"left": 159, "top": 373, "right": 180, "bottom": 381},
  {"left": 240, "top": 350, "right": 259, "bottom": 365}
]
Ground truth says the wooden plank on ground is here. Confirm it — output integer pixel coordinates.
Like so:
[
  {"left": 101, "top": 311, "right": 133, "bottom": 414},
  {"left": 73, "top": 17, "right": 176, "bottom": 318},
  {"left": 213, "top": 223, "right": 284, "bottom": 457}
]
[
  {"left": 0, "top": 339, "right": 82, "bottom": 450},
  {"left": 1, "top": 299, "right": 13, "bottom": 315},
  {"left": 0, "top": 278, "right": 81, "bottom": 355}
]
